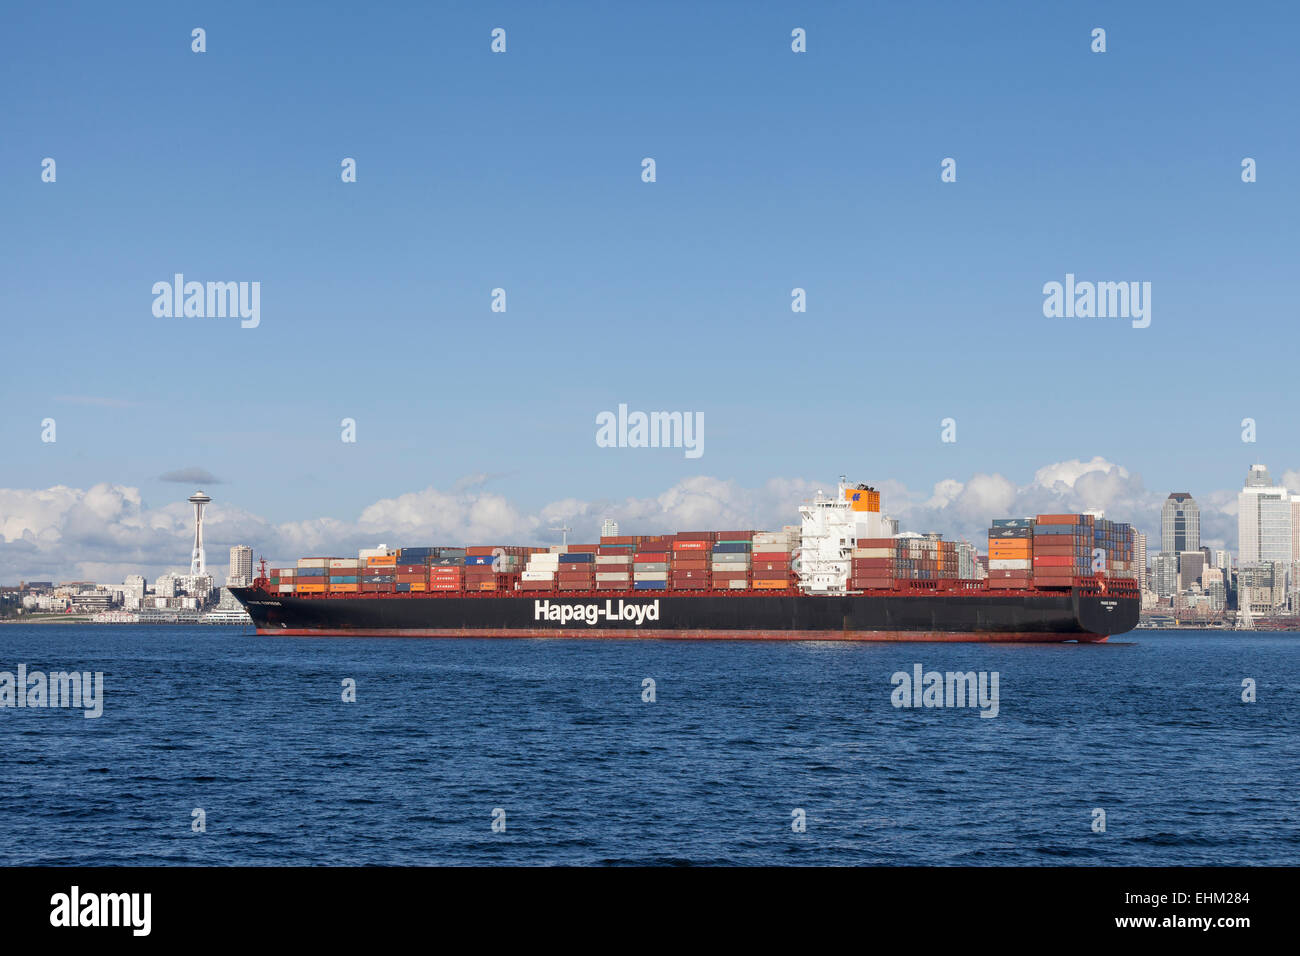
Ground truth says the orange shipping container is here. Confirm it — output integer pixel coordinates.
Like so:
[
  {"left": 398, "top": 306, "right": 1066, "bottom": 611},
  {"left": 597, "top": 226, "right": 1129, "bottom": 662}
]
[
  {"left": 328, "top": 583, "right": 360, "bottom": 593},
  {"left": 367, "top": 556, "right": 397, "bottom": 567},
  {"left": 673, "top": 540, "right": 710, "bottom": 551},
  {"left": 753, "top": 579, "right": 790, "bottom": 589},
  {"left": 295, "top": 583, "right": 327, "bottom": 593}
]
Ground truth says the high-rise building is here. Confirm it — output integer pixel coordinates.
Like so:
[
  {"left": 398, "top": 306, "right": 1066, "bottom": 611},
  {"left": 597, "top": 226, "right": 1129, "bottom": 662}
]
[
  {"left": 601, "top": 519, "right": 619, "bottom": 539},
  {"left": 1178, "top": 551, "right": 1205, "bottom": 592},
  {"left": 1160, "top": 493, "right": 1200, "bottom": 553},
  {"left": 123, "top": 574, "right": 147, "bottom": 600},
  {"left": 1135, "top": 532, "right": 1148, "bottom": 590},
  {"left": 227, "top": 545, "right": 253, "bottom": 587},
  {"left": 1240, "top": 561, "right": 1286, "bottom": 612},
  {"left": 1153, "top": 552, "right": 1178, "bottom": 600},
  {"left": 1237, "top": 465, "right": 1293, "bottom": 565}
]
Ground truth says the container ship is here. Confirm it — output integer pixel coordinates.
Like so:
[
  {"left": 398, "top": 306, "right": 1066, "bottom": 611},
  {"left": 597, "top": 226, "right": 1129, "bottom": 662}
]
[{"left": 231, "top": 480, "right": 1139, "bottom": 642}]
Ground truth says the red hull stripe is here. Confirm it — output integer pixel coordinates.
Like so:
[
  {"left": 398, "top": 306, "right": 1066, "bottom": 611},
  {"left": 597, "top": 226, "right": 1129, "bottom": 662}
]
[{"left": 257, "top": 627, "right": 1109, "bottom": 643}]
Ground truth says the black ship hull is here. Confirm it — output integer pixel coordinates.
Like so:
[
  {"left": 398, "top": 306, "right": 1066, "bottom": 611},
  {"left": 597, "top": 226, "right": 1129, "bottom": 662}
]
[{"left": 230, "top": 588, "right": 1137, "bottom": 642}]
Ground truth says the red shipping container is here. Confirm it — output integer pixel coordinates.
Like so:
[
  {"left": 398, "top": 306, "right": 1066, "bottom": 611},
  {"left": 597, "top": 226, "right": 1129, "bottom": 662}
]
[
  {"left": 673, "top": 540, "right": 710, "bottom": 552},
  {"left": 671, "top": 559, "right": 708, "bottom": 570},
  {"left": 634, "top": 552, "right": 669, "bottom": 563},
  {"left": 711, "top": 572, "right": 748, "bottom": 583}
]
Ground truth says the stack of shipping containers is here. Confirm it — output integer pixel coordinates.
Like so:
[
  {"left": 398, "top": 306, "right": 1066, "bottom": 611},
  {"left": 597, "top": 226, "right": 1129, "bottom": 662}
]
[
  {"left": 987, "top": 519, "right": 1034, "bottom": 590},
  {"left": 1032, "top": 514, "right": 1093, "bottom": 587},
  {"left": 1093, "top": 519, "right": 1135, "bottom": 581},
  {"left": 363, "top": 551, "right": 397, "bottom": 593},
  {"left": 429, "top": 548, "right": 467, "bottom": 591},
  {"left": 268, "top": 566, "right": 295, "bottom": 593},
  {"left": 670, "top": 534, "right": 711, "bottom": 590},
  {"left": 464, "top": 546, "right": 527, "bottom": 592},
  {"left": 710, "top": 531, "right": 752, "bottom": 589},
  {"left": 522, "top": 549, "right": 559, "bottom": 592},
  {"left": 850, "top": 538, "right": 893, "bottom": 589},
  {"left": 752, "top": 529, "right": 797, "bottom": 590},
  {"left": 633, "top": 537, "right": 669, "bottom": 591},
  {"left": 558, "top": 545, "right": 597, "bottom": 590},
  {"left": 327, "top": 558, "right": 361, "bottom": 594},
  {"left": 595, "top": 536, "right": 634, "bottom": 590},
  {"left": 295, "top": 557, "right": 331, "bottom": 594}
]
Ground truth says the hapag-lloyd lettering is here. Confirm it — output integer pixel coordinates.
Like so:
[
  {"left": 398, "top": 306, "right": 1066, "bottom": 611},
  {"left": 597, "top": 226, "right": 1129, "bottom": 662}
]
[{"left": 534, "top": 599, "right": 661, "bottom": 626}]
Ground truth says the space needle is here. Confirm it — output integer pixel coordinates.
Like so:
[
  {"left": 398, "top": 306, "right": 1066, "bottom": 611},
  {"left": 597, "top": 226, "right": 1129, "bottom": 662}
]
[{"left": 188, "top": 490, "right": 212, "bottom": 576}]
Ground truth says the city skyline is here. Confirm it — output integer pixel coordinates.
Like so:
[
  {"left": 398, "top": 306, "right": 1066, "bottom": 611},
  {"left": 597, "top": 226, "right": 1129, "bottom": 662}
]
[{"left": 2, "top": 459, "right": 1294, "bottom": 585}]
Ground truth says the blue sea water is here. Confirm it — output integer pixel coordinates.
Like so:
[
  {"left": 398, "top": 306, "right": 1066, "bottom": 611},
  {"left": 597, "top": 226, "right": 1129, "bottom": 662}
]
[{"left": 0, "top": 625, "right": 1296, "bottom": 866}]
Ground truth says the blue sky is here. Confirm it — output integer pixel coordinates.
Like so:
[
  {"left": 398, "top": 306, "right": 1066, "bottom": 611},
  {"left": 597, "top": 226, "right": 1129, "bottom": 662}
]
[{"left": 1, "top": 1, "right": 1297, "bottom": 577}]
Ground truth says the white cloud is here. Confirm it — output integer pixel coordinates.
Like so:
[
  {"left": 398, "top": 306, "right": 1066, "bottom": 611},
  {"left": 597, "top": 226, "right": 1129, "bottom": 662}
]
[{"left": 2, "top": 461, "right": 1295, "bottom": 582}]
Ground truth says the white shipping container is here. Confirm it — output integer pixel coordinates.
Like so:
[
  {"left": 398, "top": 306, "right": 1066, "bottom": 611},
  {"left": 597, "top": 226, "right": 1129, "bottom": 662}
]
[
  {"left": 298, "top": 558, "right": 330, "bottom": 568},
  {"left": 633, "top": 571, "right": 668, "bottom": 581},
  {"left": 330, "top": 559, "right": 361, "bottom": 569},
  {"left": 595, "top": 572, "right": 631, "bottom": 582},
  {"left": 277, "top": 585, "right": 295, "bottom": 593},
  {"left": 989, "top": 559, "right": 1032, "bottom": 570},
  {"left": 521, "top": 570, "right": 555, "bottom": 581},
  {"left": 595, "top": 554, "right": 632, "bottom": 564},
  {"left": 852, "top": 548, "right": 892, "bottom": 559},
  {"left": 726, "top": 580, "right": 749, "bottom": 589}
]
